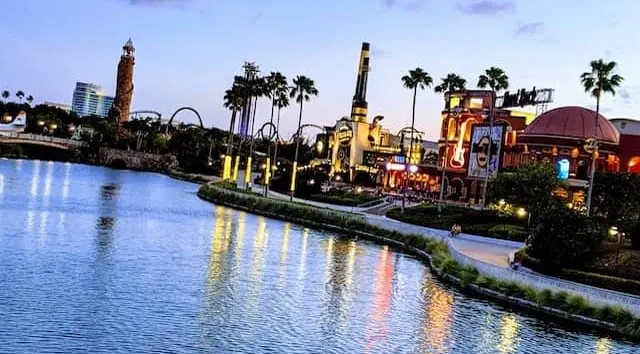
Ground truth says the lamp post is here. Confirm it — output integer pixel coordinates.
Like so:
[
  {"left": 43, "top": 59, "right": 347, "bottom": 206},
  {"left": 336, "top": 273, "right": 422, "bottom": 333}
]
[{"left": 207, "top": 134, "right": 214, "bottom": 167}]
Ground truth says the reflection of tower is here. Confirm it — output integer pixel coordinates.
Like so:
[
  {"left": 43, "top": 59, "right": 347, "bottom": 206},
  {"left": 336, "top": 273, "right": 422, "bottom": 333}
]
[
  {"left": 114, "top": 38, "right": 135, "bottom": 124},
  {"left": 238, "top": 62, "right": 259, "bottom": 139}
]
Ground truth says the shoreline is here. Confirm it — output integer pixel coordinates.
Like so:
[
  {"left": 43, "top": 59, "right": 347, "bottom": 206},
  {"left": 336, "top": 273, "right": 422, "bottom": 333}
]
[{"left": 196, "top": 182, "right": 640, "bottom": 342}]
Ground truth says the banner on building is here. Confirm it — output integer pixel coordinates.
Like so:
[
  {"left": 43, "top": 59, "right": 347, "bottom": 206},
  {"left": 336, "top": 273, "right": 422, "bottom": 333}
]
[{"left": 467, "top": 124, "right": 506, "bottom": 179}]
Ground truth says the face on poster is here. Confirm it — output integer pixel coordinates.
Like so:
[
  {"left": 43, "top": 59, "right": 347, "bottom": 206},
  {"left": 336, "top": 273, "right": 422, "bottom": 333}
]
[{"left": 467, "top": 125, "right": 505, "bottom": 179}]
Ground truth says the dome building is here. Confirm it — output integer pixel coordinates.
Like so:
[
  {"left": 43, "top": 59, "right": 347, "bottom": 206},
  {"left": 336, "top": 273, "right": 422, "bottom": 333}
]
[{"left": 509, "top": 106, "right": 621, "bottom": 207}]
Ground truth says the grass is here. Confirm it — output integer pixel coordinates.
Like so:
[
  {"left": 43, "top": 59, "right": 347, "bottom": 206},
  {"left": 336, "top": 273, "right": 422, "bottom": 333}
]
[
  {"left": 386, "top": 204, "right": 528, "bottom": 241},
  {"left": 304, "top": 190, "right": 384, "bottom": 207},
  {"left": 198, "top": 182, "right": 640, "bottom": 340}
]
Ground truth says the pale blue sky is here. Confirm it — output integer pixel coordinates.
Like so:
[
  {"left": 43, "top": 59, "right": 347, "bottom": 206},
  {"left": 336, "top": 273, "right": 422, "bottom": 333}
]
[{"left": 1, "top": 0, "right": 638, "bottom": 140}]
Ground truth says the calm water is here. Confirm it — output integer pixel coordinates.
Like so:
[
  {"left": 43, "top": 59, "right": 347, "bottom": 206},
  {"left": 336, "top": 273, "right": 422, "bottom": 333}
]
[{"left": 0, "top": 159, "right": 636, "bottom": 354}]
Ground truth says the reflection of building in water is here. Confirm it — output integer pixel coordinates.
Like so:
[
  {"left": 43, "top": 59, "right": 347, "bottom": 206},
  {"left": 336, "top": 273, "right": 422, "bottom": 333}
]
[
  {"left": 95, "top": 182, "right": 120, "bottom": 257},
  {"left": 364, "top": 246, "right": 395, "bottom": 352},
  {"left": 418, "top": 278, "right": 453, "bottom": 353},
  {"left": 497, "top": 313, "right": 520, "bottom": 354},
  {"left": 320, "top": 237, "right": 358, "bottom": 336}
]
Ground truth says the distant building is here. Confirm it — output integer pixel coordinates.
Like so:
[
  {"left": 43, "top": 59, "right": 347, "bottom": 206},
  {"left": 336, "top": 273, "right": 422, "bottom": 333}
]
[
  {"left": 43, "top": 101, "right": 72, "bottom": 113},
  {"left": 71, "top": 82, "right": 114, "bottom": 118}
]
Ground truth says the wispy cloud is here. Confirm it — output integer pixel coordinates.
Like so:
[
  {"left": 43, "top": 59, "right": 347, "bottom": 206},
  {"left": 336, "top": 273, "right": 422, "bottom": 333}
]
[
  {"left": 383, "top": 0, "right": 428, "bottom": 12},
  {"left": 514, "top": 21, "right": 544, "bottom": 36},
  {"left": 371, "top": 46, "right": 389, "bottom": 58},
  {"left": 123, "top": 0, "right": 193, "bottom": 8},
  {"left": 456, "top": 0, "right": 515, "bottom": 16},
  {"left": 617, "top": 86, "right": 638, "bottom": 105}
]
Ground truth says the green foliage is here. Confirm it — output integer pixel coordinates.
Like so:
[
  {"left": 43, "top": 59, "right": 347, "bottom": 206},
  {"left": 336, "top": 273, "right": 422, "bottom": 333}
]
[
  {"left": 580, "top": 59, "right": 624, "bottom": 99},
  {"left": 592, "top": 172, "right": 640, "bottom": 229},
  {"left": 632, "top": 222, "right": 640, "bottom": 250},
  {"left": 488, "top": 224, "right": 529, "bottom": 242},
  {"left": 387, "top": 203, "right": 525, "bottom": 239},
  {"left": 477, "top": 67, "right": 509, "bottom": 93},
  {"left": 529, "top": 202, "right": 603, "bottom": 268},
  {"left": 489, "top": 161, "right": 562, "bottom": 224}
]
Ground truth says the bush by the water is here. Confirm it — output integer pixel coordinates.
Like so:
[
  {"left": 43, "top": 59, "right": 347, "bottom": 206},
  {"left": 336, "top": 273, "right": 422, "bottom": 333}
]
[{"left": 529, "top": 203, "right": 603, "bottom": 268}]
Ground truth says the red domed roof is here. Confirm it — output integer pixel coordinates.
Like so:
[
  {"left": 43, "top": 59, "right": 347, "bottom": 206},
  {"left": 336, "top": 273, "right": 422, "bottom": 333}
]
[{"left": 523, "top": 106, "right": 619, "bottom": 144}]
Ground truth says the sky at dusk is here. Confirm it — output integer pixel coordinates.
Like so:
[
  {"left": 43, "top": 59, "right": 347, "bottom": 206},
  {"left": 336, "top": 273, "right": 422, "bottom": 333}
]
[{"left": 1, "top": 0, "right": 639, "bottom": 140}]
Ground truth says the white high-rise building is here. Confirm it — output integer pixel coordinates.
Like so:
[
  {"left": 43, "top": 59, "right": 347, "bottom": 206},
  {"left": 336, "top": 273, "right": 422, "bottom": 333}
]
[{"left": 71, "top": 82, "right": 114, "bottom": 117}]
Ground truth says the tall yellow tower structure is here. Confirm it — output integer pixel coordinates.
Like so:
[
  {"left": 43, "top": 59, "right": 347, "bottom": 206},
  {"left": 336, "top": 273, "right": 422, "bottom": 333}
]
[{"left": 114, "top": 38, "right": 135, "bottom": 124}]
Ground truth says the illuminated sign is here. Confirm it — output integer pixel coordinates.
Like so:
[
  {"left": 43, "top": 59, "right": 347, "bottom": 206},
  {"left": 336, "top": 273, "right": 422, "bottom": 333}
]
[
  {"left": 557, "top": 159, "right": 570, "bottom": 180},
  {"left": 496, "top": 87, "right": 555, "bottom": 108},
  {"left": 386, "top": 162, "right": 405, "bottom": 171},
  {"left": 467, "top": 124, "right": 506, "bottom": 179},
  {"left": 337, "top": 126, "right": 353, "bottom": 147},
  {"left": 355, "top": 164, "right": 379, "bottom": 174}
]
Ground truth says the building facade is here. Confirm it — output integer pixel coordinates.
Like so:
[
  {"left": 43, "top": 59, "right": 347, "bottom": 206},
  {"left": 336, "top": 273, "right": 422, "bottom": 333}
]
[
  {"left": 71, "top": 82, "right": 114, "bottom": 117},
  {"left": 610, "top": 118, "right": 640, "bottom": 173}
]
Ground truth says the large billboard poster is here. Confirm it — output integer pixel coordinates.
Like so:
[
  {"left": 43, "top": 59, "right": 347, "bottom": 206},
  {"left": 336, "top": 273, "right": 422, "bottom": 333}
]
[{"left": 467, "top": 124, "right": 505, "bottom": 179}]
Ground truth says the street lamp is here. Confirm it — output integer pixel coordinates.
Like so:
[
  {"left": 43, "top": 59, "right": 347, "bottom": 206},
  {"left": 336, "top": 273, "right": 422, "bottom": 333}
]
[{"left": 609, "top": 226, "right": 624, "bottom": 270}]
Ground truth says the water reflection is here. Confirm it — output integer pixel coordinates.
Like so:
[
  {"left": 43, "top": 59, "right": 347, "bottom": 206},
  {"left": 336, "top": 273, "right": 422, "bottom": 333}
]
[
  {"left": 0, "top": 159, "right": 637, "bottom": 354},
  {"left": 364, "top": 245, "right": 395, "bottom": 353},
  {"left": 95, "top": 182, "right": 120, "bottom": 258},
  {"left": 595, "top": 337, "right": 612, "bottom": 354},
  {"left": 419, "top": 277, "right": 454, "bottom": 353},
  {"left": 497, "top": 314, "right": 520, "bottom": 354}
]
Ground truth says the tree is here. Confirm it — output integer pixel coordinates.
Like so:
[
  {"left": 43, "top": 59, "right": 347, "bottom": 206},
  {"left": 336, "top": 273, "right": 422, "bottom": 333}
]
[
  {"left": 272, "top": 90, "right": 289, "bottom": 175},
  {"left": 263, "top": 72, "right": 288, "bottom": 193},
  {"left": 477, "top": 66, "right": 509, "bottom": 208},
  {"left": 591, "top": 173, "right": 640, "bottom": 226},
  {"left": 529, "top": 201, "right": 602, "bottom": 268},
  {"left": 289, "top": 75, "right": 318, "bottom": 199},
  {"left": 223, "top": 79, "right": 246, "bottom": 157},
  {"left": 434, "top": 73, "right": 467, "bottom": 213},
  {"left": 489, "top": 161, "right": 561, "bottom": 226},
  {"left": 15, "top": 90, "right": 25, "bottom": 103},
  {"left": 26, "top": 95, "right": 34, "bottom": 107},
  {"left": 580, "top": 59, "right": 624, "bottom": 216},
  {"left": 1, "top": 90, "right": 9, "bottom": 103},
  {"left": 400, "top": 67, "right": 433, "bottom": 212}
]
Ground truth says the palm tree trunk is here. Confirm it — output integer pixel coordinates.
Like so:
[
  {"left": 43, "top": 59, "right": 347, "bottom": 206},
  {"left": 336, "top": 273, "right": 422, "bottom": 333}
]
[
  {"left": 246, "top": 97, "right": 259, "bottom": 191},
  {"left": 438, "top": 88, "right": 452, "bottom": 214},
  {"left": 264, "top": 99, "right": 276, "bottom": 197},
  {"left": 402, "top": 87, "right": 418, "bottom": 213},
  {"left": 291, "top": 100, "right": 304, "bottom": 201},
  {"left": 272, "top": 106, "right": 282, "bottom": 184},
  {"left": 586, "top": 93, "right": 601, "bottom": 216},
  {"left": 481, "top": 90, "right": 496, "bottom": 209},
  {"left": 226, "top": 110, "right": 236, "bottom": 156}
]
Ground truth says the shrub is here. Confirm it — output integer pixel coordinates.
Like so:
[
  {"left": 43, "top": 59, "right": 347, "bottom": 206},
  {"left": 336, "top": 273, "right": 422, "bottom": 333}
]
[
  {"left": 488, "top": 224, "right": 529, "bottom": 241},
  {"left": 631, "top": 222, "right": 640, "bottom": 250},
  {"left": 529, "top": 203, "right": 603, "bottom": 268}
]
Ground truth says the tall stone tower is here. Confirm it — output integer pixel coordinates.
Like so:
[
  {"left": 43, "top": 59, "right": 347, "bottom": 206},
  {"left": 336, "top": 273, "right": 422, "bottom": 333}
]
[{"left": 114, "top": 38, "right": 135, "bottom": 124}]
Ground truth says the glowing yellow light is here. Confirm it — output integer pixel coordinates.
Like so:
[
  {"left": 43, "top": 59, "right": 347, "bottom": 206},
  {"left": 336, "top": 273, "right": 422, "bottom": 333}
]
[{"left": 516, "top": 208, "right": 527, "bottom": 218}]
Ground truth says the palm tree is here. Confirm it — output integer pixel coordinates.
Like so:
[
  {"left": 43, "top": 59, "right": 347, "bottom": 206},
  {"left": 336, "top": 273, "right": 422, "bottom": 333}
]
[
  {"left": 400, "top": 67, "right": 433, "bottom": 212},
  {"left": 289, "top": 75, "right": 318, "bottom": 200},
  {"left": 1, "top": 90, "right": 9, "bottom": 103},
  {"left": 26, "top": 95, "right": 34, "bottom": 107},
  {"left": 263, "top": 72, "right": 288, "bottom": 195},
  {"left": 272, "top": 91, "right": 289, "bottom": 183},
  {"left": 244, "top": 75, "right": 266, "bottom": 190},
  {"left": 581, "top": 59, "right": 624, "bottom": 216},
  {"left": 15, "top": 90, "right": 25, "bottom": 103},
  {"left": 434, "top": 73, "right": 467, "bottom": 213},
  {"left": 223, "top": 80, "right": 246, "bottom": 180},
  {"left": 477, "top": 66, "right": 509, "bottom": 208}
]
